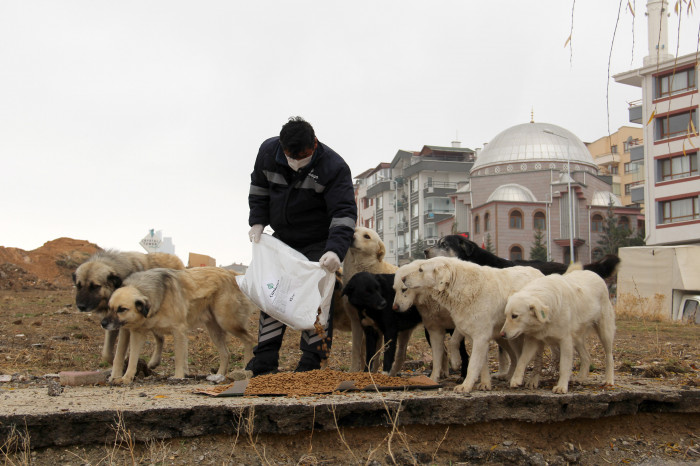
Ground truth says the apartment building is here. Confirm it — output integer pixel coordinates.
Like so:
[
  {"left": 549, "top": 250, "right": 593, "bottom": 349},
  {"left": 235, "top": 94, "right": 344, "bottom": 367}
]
[
  {"left": 356, "top": 144, "right": 475, "bottom": 265},
  {"left": 586, "top": 126, "right": 645, "bottom": 210},
  {"left": 614, "top": 0, "right": 700, "bottom": 246}
]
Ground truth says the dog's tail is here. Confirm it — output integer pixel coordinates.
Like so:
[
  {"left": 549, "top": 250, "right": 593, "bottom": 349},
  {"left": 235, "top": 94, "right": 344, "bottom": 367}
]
[
  {"left": 565, "top": 262, "right": 583, "bottom": 274},
  {"left": 584, "top": 254, "right": 621, "bottom": 279}
]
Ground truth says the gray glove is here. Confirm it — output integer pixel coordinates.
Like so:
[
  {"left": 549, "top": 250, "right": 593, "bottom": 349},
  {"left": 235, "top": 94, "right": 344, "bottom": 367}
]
[
  {"left": 248, "top": 224, "right": 264, "bottom": 243},
  {"left": 318, "top": 251, "right": 341, "bottom": 273}
]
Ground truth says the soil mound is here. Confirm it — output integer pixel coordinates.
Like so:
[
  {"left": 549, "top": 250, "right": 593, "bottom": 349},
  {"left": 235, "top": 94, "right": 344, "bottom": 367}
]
[{"left": 0, "top": 238, "right": 100, "bottom": 290}]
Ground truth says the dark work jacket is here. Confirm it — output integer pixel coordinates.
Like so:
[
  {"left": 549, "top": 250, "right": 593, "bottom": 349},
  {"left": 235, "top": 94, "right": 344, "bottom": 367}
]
[{"left": 248, "top": 136, "right": 357, "bottom": 261}]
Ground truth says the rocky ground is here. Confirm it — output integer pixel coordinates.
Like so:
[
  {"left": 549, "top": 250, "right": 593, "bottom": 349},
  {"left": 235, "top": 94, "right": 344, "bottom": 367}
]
[{"left": 0, "top": 239, "right": 699, "bottom": 464}]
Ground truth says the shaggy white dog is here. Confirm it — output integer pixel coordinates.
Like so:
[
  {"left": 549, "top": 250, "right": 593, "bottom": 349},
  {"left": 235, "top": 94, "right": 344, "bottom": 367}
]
[
  {"left": 500, "top": 266, "right": 616, "bottom": 394},
  {"left": 397, "top": 257, "right": 543, "bottom": 393}
]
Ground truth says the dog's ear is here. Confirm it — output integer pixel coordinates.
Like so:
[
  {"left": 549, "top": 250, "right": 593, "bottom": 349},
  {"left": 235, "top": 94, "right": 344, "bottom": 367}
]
[
  {"left": 107, "top": 272, "right": 122, "bottom": 290},
  {"left": 460, "top": 238, "right": 475, "bottom": 256},
  {"left": 341, "top": 282, "right": 353, "bottom": 297},
  {"left": 434, "top": 264, "right": 451, "bottom": 292},
  {"left": 71, "top": 272, "right": 77, "bottom": 284},
  {"left": 135, "top": 299, "right": 150, "bottom": 318},
  {"left": 531, "top": 304, "right": 549, "bottom": 323},
  {"left": 376, "top": 240, "right": 386, "bottom": 261}
]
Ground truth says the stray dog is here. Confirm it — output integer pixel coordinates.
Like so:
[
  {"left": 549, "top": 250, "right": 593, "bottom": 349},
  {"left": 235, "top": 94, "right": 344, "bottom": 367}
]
[
  {"left": 425, "top": 235, "right": 620, "bottom": 278},
  {"left": 104, "top": 267, "right": 256, "bottom": 384},
  {"left": 398, "top": 257, "right": 544, "bottom": 393},
  {"left": 500, "top": 264, "right": 616, "bottom": 393},
  {"left": 342, "top": 227, "right": 398, "bottom": 371},
  {"left": 73, "top": 250, "right": 185, "bottom": 365},
  {"left": 392, "top": 265, "right": 469, "bottom": 382},
  {"left": 342, "top": 272, "right": 422, "bottom": 375}
]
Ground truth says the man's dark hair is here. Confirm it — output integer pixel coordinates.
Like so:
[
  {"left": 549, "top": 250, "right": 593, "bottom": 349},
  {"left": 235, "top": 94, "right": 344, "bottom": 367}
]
[{"left": 280, "top": 116, "right": 315, "bottom": 158}]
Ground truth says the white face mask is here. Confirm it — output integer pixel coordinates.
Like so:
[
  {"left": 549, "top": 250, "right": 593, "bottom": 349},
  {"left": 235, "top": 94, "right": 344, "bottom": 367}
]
[{"left": 286, "top": 155, "right": 312, "bottom": 172}]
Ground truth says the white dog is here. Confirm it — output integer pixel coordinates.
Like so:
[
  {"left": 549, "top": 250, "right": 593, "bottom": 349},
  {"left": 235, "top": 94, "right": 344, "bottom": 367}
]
[
  {"left": 392, "top": 262, "right": 457, "bottom": 382},
  {"left": 397, "top": 257, "right": 544, "bottom": 393},
  {"left": 342, "top": 227, "right": 397, "bottom": 372},
  {"left": 500, "top": 265, "right": 616, "bottom": 394}
]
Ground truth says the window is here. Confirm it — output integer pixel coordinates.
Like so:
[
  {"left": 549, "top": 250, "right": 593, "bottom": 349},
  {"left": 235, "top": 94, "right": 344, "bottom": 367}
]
[
  {"left": 618, "top": 216, "right": 630, "bottom": 230},
  {"left": 611, "top": 145, "right": 618, "bottom": 154},
  {"left": 624, "top": 161, "right": 642, "bottom": 174},
  {"left": 656, "top": 109, "right": 698, "bottom": 140},
  {"left": 661, "top": 196, "right": 699, "bottom": 224},
  {"left": 591, "top": 214, "right": 604, "bottom": 232},
  {"left": 509, "top": 246, "right": 523, "bottom": 261},
  {"left": 623, "top": 137, "right": 640, "bottom": 152},
  {"left": 592, "top": 248, "right": 604, "bottom": 261},
  {"left": 656, "top": 67, "right": 697, "bottom": 99},
  {"left": 411, "top": 178, "right": 419, "bottom": 193},
  {"left": 659, "top": 153, "right": 698, "bottom": 181},
  {"left": 411, "top": 229, "right": 419, "bottom": 242},
  {"left": 474, "top": 215, "right": 480, "bottom": 234},
  {"left": 377, "top": 196, "right": 383, "bottom": 209},
  {"left": 610, "top": 165, "right": 619, "bottom": 175},
  {"left": 533, "top": 211, "right": 546, "bottom": 230},
  {"left": 411, "top": 203, "right": 419, "bottom": 218},
  {"left": 362, "top": 198, "right": 372, "bottom": 209},
  {"left": 484, "top": 213, "right": 491, "bottom": 231},
  {"left": 509, "top": 210, "right": 523, "bottom": 229},
  {"left": 377, "top": 218, "right": 383, "bottom": 232}
]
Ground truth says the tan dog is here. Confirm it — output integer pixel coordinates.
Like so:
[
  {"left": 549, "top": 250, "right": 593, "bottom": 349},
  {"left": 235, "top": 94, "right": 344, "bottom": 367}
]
[
  {"left": 342, "top": 227, "right": 397, "bottom": 372},
  {"left": 104, "top": 267, "right": 256, "bottom": 384},
  {"left": 73, "top": 250, "right": 184, "bottom": 365}
]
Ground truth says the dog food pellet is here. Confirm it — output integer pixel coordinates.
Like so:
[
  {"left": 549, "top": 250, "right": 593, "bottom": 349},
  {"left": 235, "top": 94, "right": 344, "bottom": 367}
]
[{"left": 244, "top": 369, "right": 431, "bottom": 396}]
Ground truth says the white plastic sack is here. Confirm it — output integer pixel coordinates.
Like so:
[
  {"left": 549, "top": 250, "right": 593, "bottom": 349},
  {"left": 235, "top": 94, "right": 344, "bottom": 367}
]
[{"left": 235, "top": 234, "right": 335, "bottom": 331}]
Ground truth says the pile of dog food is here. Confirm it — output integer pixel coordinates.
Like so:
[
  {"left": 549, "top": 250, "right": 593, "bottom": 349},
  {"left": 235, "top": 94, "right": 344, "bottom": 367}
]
[{"left": 244, "top": 370, "right": 434, "bottom": 396}]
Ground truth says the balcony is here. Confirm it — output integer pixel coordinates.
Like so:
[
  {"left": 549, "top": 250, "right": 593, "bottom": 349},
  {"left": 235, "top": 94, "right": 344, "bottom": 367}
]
[
  {"left": 423, "top": 209, "right": 454, "bottom": 223},
  {"left": 595, "top": 153, "right": 620, "bottom": 167},
  {"left": 630, "top": 184, "right": 644, "bottom": 203},
  {"left": 629, "top": 144, "right": 644, "bottom": 161},
  {"left": 396, "top": 221, "right": 408, "bottom": 233},
  {"left": 423, "top": 181, "right": 458, "bottom": 197},
  {"left": 628, "top": 100, "right": 642, "bottom": 124}
]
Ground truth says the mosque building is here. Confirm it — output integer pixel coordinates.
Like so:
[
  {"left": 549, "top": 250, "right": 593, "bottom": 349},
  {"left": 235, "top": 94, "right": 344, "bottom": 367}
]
[{"left": 452, "top": 120, "right": 643, "bottom": 264}]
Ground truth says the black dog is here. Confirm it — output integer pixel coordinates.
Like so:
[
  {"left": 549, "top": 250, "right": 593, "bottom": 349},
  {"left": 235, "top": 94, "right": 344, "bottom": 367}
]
[
  {"left": 342, "top": 272, "right": 423, "bottom": 375},
  {"left": 425, "top": 235, "right": 620, "bottom": 278},
  {"left": 343, "top": 272, "right": 469, "bottom": 379}
]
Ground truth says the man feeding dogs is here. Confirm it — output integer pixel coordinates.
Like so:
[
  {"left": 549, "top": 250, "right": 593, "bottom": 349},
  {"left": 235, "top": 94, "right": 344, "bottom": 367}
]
[{"left": 245, "top": 116, "right": 357, "bottom": 376}]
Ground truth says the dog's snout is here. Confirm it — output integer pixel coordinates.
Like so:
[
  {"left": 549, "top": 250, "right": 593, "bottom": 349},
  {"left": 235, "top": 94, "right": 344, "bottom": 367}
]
[{"left": 100, "top": 318, "right": 110, "bottom": 329}]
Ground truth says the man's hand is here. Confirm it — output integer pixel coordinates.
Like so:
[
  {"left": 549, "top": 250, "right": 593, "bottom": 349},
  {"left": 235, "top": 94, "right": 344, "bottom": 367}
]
[
  {"left": 318, "top": 251, "right": 341, "bottom": 273},
  {"left": 248, "top": 224, "right": 264, "bottom": 243}
]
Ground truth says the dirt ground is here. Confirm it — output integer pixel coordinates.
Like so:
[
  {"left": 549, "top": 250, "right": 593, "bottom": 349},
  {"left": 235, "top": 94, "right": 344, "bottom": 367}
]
[{"left": 1, "top": 239, "right": 699, "bottom": 464}]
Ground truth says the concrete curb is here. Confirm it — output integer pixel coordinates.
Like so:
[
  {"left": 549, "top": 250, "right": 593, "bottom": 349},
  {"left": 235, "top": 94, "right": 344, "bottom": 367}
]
[{"left": 1, "top": 385, "right": 699, "bottom": 448}]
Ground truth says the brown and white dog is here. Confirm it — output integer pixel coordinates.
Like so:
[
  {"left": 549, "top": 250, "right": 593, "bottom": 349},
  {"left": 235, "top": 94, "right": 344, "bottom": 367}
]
[
  {"left": 73, "top": 250, "right": 184, "bottom": 365},
  {"left": 104, "top": 267, "right": 256, "bottom": 384}
]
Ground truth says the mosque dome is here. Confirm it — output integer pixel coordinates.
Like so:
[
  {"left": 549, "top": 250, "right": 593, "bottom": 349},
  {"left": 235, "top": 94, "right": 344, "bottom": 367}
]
[
  {"left": 591, "top": 191, "right": 622, "bottom": 207},
  {"left": 486, "top": 184, "right": 537, "bottom": 203},
  {"left": 472, "top": 122, "right": 597, "bottom": 172}
]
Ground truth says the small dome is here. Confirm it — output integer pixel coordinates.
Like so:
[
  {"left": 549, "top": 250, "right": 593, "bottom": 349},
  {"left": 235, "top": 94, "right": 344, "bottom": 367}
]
[
  {"left": 486, "top": 184, "right": 537, "bottom": 203},
  {"left": 472, "top": 122, "right": 596, "bottom": 172},
  {"left": 591, "top": 191, "right": 622, "bottom": 206}
]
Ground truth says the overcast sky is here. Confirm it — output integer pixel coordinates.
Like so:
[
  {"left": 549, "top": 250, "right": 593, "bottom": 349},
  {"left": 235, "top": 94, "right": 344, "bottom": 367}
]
[{"left": 1, "top": 1, "right": 699, "bottom": 266}]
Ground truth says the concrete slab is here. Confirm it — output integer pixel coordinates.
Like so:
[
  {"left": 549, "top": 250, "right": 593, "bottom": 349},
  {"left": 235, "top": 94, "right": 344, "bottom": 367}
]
[{"left": 1, "top": 379, "right": 698, "bottom": 449}]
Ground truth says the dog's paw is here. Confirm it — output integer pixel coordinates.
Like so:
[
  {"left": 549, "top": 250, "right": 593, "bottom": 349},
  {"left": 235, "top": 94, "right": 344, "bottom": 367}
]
[
  {"left": 525, "top": 376, "right": 540, "bottom": 389},
  {"left": 509, "top": 379, "right": 523, "bottom": 388},
  {"left": 552, "top": 384, "right": 568, "bottom": 394},
  {"left": 453, "top": 384, "right": 472, "bottom": 394},
  {"left": 477, "top": 381, "right": 492, "bottom": 391},
  {"left": 206, "top": 374, "right": 227, "bottom": 384}
]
